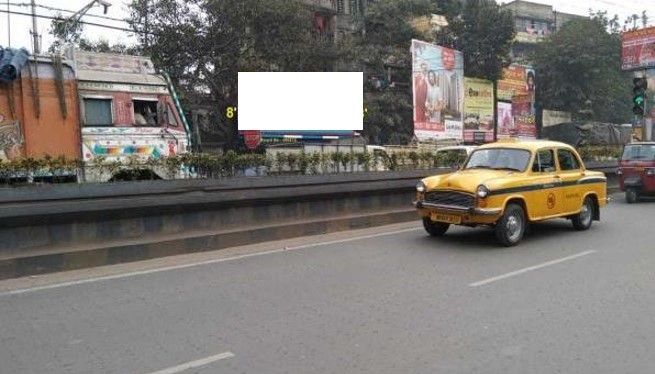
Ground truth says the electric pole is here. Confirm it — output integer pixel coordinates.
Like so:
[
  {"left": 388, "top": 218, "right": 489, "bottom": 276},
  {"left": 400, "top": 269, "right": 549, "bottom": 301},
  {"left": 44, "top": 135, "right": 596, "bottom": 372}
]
[{"left": 30, "top": 0, "right": 40, "bottom": 54}]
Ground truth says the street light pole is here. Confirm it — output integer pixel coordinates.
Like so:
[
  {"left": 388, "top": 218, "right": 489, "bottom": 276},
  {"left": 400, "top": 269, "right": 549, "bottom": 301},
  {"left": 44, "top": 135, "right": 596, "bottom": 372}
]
[
  {"left": 31, "top": 0, "right": 40, "bottom": 53},
  {"left": 61, "top": 0, "right": 112, "bottom": 44},
  {"left": 6, "top": 0, "right": 10, "bottom": 47}
]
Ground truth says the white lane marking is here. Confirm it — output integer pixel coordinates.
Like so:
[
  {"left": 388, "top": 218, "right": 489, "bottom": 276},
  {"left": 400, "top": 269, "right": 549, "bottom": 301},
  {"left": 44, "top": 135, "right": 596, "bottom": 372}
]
[
  {"left": 147, "top": 351, "right": 235, "bottom": 374},
  {"left": 469, "top": 250, "right": 596, "bottom": 287},
  {"left": 0, "top": 227, "right": 422, "bottom": 297}
]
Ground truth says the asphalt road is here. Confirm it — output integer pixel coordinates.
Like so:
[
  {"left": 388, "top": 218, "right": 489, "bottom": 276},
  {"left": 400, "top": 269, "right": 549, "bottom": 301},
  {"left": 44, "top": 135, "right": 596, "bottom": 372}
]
[{"left": 1, "top": 192, "right": 654, "bottom": 374}]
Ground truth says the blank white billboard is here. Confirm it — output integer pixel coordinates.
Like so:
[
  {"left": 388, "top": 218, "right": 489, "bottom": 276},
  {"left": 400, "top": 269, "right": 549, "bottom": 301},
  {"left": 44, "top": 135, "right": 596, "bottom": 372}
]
[{"left": 238, "top": 72, "right": 363, "bottom": 131}]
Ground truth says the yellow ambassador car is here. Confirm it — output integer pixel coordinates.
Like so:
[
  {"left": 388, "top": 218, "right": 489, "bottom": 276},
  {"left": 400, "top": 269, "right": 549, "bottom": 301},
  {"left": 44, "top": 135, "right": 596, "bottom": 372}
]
[{"left": 413, "top": 139, "right": 608, "bottom": 246}]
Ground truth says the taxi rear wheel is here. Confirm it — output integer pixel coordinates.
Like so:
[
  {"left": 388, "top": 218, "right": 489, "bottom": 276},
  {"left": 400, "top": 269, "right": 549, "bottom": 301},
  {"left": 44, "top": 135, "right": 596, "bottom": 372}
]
[
  {"left": 423, "top": 217, "right": 450, "bottom": 236},
  {"left": 495, "top": 203, "right": 526, "bottom": 247},
  {"left": 572, "top": 196, "right": 594, "bottom": 231}
]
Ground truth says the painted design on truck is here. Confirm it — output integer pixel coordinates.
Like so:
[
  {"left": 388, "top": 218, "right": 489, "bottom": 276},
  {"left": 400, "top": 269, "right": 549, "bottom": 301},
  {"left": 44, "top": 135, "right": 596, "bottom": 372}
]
[{"left": 0, "top": 116, "right": 23, "bottom": 160}]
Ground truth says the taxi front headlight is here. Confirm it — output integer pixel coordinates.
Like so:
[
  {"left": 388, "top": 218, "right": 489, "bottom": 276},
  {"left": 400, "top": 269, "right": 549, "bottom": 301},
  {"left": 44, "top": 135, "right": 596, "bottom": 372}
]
[
  {"left": 476, "top": 184, "right": 489, "bottom": 198},
  {"left": 416, "top": 181, "right": 426, "bottom": 193}
]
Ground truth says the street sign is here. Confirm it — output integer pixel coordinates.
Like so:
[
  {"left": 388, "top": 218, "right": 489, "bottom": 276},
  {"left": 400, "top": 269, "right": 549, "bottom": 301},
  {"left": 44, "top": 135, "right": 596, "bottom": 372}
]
[{"left": 244, "top": 130, "right": 261, "bottom": 149}]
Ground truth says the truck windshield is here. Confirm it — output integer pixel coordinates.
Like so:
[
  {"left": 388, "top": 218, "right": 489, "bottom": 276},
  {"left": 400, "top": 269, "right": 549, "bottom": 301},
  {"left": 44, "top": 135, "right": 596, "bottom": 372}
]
[{"left": 622, "top": 144, "right": 655, "bottom": 161}]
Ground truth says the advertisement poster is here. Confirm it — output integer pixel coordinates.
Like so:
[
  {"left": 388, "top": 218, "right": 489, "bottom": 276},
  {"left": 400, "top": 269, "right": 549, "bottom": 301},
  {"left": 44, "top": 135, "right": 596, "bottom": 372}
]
[
  {"left": 497, "top": 64, "right": 535, "bottom": 101},
  {"left": 512, "top": 94, "right": 537, "bottom": 139},
  {"left": 497, "top": 102, "right": 514, "bottom": 139},
  {"left": 463, "top": 77, "right": 495, "bottom": 143},
  {"left": 411, "top": 39, "right": 464, "bottom": 141},
  {"left": 621, "top": 26, "right": 655, "bottom": 71},
  {"left": 642, "top": 68, "right": 655, "bottom": 140}
]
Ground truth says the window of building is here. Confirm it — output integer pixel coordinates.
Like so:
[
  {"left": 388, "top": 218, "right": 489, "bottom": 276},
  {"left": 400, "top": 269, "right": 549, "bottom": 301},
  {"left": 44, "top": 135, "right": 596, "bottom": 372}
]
[
  {"left": 515, "top": 19, "right": 524, "bottom": 30},
  {"left": 83, "top": 98, "right": 113, "bottom": 126},
  {"left": 133, "top": 99, "right": 159, "bottom": 126},
  {"left": 337, "top": 0, "right": 344, "bottom": 13}
]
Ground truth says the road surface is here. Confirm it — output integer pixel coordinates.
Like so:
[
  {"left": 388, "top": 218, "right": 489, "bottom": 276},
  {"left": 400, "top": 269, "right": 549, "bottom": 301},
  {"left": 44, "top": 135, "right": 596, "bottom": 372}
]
[{"left": 1, "top": 193, "right": 653, "bottom": 374}]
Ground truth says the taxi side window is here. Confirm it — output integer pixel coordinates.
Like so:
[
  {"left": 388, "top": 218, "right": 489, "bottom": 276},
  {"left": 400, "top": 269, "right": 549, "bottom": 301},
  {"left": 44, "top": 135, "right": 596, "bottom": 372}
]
[
  {"left": 532, "top": 149, "right": 555, "bottom": 173},
  {"left": 557, "top": 149, "right": 580, "bottom": 171}
]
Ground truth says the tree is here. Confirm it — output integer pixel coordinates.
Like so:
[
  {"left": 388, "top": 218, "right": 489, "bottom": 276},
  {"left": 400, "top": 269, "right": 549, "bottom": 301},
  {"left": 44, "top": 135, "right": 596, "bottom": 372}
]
[
  {"left": 439, "top": 0, "right": 515, "bottom": 81},
  {"left": 127, "top": 0, "right": 343, "bottom": 150},
  {"left": 48, "top": 12, "right": 141, "bottom": 55},
  {"left": 48, "top": 12, "right": 85, "bottom": 53},
  {"left": 346, "top": 0, "right": 438, "bottom": 144},
  {"left": 530, "top": 17, "right": 632, "bottom": 123}
]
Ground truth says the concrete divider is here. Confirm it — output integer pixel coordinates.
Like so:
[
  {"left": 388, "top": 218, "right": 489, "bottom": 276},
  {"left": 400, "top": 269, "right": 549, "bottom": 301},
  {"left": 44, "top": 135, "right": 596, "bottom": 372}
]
[{"left": 0, "top": 163, "right": 619, "bottom": 280}]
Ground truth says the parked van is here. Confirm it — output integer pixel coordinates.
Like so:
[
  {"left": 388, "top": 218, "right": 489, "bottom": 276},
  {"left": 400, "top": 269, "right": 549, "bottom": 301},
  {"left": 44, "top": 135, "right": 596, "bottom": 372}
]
[{"left": 617, "top": 142, "right": 655, "bottom": 203}]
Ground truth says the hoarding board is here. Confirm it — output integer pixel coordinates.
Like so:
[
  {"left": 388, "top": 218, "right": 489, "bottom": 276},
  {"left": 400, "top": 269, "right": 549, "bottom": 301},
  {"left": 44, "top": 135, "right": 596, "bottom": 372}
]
[
  {"left": 621, "top": 26, "right": 655, "bottom": 71},
  {"left": 411, "top": 39, "right": 464, "bottom": 142},
  {"left": 463, "top": 77, "right": 494, "bottom": 143},
  {"left": 497, "top": 102, "right": 514, "bottom": 139},
  {"left": 512, "top": 94, "right": 537, "bottom": 139},
  {"left": 497, "top": 64, "right": 535, "bottom": 101}
]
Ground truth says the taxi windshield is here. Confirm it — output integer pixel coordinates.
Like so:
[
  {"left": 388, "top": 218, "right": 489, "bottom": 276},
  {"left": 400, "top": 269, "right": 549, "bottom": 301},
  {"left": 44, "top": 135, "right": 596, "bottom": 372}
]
[{"left": 464, "top": 148, "right": 531, "bottom": 172}]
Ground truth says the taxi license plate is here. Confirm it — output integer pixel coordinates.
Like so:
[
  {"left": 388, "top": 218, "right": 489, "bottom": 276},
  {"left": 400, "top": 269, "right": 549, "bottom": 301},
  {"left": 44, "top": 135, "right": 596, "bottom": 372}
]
[{"left": 430, "top": 212, "right": 461, "bottom": 224}]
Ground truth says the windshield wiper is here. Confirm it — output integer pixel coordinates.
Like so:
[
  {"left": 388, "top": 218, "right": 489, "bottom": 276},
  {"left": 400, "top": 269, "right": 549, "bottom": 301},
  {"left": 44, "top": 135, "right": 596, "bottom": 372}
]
[
  {"left": 466, "top": 165, "right": 492, "bottom": 169},
  {"left": 492, "top": 166, "right": 521, "bottom": 171}
]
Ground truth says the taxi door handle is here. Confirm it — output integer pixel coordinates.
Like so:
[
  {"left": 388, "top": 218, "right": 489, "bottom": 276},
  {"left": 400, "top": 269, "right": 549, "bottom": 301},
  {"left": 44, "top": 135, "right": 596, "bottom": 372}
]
[{"left": 554, "top": 175, "right": 562, "bottom": 183}]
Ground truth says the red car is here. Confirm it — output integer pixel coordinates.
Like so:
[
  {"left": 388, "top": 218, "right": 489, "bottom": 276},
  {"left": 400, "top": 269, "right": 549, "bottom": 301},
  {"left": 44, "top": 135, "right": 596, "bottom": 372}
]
[{"left": 617, "top": 142, "right": 655, "bottom": 203}]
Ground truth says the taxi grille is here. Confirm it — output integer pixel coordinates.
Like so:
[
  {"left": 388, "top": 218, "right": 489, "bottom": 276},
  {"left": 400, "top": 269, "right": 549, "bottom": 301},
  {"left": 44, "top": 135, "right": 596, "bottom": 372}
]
[{"left": 424, "top": 191, "right": 475, "bottom": 208}]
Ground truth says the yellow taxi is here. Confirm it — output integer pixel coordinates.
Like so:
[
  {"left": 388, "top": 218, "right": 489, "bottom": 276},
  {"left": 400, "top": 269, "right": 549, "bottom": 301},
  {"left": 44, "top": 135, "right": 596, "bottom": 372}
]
[{"left": 413, "top": 139, "right": 608, "bottom": 246}]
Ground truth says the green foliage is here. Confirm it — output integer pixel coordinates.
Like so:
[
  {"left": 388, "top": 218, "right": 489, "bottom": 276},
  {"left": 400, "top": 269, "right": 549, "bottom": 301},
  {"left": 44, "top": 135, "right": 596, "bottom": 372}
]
[
  {"left": 530, "top": 17, "right": 632, "bottom": 123},
  {"left": 346, "top": 0, "right": 438, "bottom": 144},
  {"left": 438, "top": 0, "right": 515, "bottom": 81},
  {"left": 126, "top": 0, "right": 345, "bottom": 150}
]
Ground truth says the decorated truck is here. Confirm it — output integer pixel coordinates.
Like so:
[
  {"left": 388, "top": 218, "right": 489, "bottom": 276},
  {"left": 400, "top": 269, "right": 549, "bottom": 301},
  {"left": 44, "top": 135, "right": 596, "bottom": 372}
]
[{"left": 0, "top": 46, "right": 191, "bottom": 183}]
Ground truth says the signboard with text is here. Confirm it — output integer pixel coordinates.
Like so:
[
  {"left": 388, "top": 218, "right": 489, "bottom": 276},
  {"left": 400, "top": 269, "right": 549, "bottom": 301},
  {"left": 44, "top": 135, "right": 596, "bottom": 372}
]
[
  {"left": 621, "top": 26, "right": 655, "bottom": 71},
  {"left": 511, "top": 94, "right": 537, "bottom": 139},
  {"left": 463, "top": 77, "right": 494, "bottom": 143}
]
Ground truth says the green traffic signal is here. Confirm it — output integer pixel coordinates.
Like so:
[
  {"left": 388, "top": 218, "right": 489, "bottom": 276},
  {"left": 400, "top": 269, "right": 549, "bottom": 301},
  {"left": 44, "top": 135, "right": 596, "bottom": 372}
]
[{"left": 632, "top": 77, "right": 647, "bottom": 116}]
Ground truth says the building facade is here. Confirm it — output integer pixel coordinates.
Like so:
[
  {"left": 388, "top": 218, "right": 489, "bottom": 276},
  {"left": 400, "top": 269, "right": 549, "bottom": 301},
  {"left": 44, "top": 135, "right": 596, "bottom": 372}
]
[
  {"left": 304, "top": 0, "right": 376, "bottom": 44},
  {"left": 500, "top": 0, "right": 585, "bottom": 63}
]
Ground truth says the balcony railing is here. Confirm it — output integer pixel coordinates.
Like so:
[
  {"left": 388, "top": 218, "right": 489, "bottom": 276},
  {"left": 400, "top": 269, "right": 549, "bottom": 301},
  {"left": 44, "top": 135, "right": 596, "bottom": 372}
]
[
  {"left": 304, "top": 0, "right": 337, "bottom": 11},
  {"left": 312, "top": 31, "right": 335, "bottom": 44}
]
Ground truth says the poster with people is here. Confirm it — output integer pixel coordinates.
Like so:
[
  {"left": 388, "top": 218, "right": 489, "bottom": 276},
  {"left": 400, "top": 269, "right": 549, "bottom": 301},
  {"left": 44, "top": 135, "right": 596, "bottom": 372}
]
[
  {"left": 497, "top": 64, "right": 536, "bottom": 140},
  {"left": 411, "top": 39, "right": 464, "bottom": 142},
  {"left": 463, "top": 78, "right": 495, "bottom": 143},
  {"left": 512, "top": 94, "right": 537, "bottom": 139},
  {"left": 497, "top": 64, "right": 535, "bottom": 101},
  {"left": 497, "top": 102, "right": 515, "bottom": 139}
]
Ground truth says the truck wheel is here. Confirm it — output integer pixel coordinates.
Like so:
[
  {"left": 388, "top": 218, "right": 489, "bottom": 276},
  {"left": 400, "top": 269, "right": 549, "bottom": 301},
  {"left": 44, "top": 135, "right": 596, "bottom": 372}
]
[
  {"left": 423, "top": 217, "right": 449, "bottom": 237},
  {"left": 495, "top": 203, "right": 526, "bottom": 247},
  {"left": 626, "top": 189, "right": 638, "bottom": 204},
  {"left": 572, "top": 196, "right": 594, "bottom": 231}
]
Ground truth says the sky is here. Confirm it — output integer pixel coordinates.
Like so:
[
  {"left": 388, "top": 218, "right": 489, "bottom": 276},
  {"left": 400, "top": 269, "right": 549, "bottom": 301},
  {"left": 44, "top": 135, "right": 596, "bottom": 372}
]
[{"left": 1, "top": 0, "right": 654, "bottom": 53}]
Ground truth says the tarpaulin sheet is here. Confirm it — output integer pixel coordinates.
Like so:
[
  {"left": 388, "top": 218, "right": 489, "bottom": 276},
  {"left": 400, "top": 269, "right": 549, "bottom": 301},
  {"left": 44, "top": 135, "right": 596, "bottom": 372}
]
[
  {"left": 541, "top": 122, "right": 632, "bottom": 146},
  {"left": 0, "top": 47, "right": 30, "bottom": 84}
]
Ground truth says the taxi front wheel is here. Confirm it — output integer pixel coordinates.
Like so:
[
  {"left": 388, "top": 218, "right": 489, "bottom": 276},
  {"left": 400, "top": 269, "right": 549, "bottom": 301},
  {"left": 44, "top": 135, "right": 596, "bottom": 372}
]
[
  {"left": 423, "top": 217, "right": 449, "bottom": 236},
  {"left": 495, "top": 203, "right": 526, "bottom": 247},
  {"left": 572, "top": 196, "right": 594, "bottom": 231}
]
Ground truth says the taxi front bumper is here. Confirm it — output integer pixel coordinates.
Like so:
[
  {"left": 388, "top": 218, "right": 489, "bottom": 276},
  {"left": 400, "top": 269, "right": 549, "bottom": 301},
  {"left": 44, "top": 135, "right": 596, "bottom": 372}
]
[{"left": 413, "top": 200, "right": 502, "bottom": 216}]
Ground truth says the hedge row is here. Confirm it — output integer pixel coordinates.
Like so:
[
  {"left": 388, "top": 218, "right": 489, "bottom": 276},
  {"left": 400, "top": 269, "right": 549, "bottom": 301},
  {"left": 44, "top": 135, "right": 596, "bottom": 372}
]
[{"left": 0, "top": 145, "right": 623, "bottom": 184}]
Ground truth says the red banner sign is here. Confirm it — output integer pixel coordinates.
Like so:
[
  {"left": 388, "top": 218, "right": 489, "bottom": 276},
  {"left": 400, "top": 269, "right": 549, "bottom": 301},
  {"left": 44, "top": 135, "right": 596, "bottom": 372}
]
[{"left": 621, "top": 26, "right": 655, "bottom": 71}]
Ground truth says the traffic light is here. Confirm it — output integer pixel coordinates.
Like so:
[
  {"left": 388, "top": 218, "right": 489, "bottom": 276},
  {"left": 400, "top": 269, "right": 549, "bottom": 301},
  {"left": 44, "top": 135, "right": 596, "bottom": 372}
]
[{"left": 633, "top": 77, "right": 648, "bottom": 116}]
